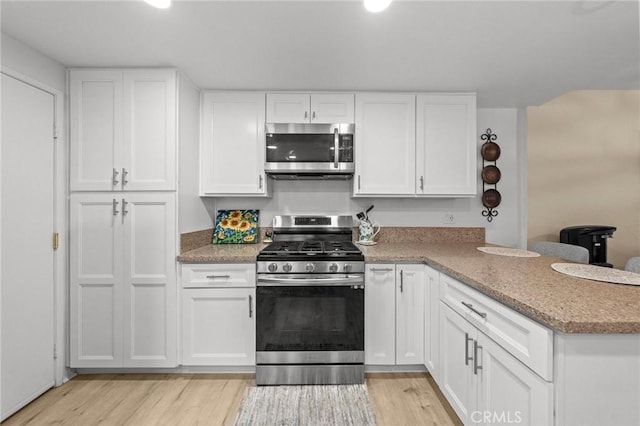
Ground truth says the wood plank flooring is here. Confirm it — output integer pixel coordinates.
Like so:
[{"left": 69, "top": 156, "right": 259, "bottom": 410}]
[{"left": 2, "top": 373, "right": 460, "bottom": 426}]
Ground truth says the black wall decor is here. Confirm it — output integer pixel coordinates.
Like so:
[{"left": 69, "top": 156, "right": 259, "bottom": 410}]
[{"left": 480, "top": 128, "right": 501, "bottom": 222}]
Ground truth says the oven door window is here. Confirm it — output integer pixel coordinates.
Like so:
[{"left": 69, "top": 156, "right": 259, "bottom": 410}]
[{"left": 256, "top": 286, "right": 364, "bottom": 352}]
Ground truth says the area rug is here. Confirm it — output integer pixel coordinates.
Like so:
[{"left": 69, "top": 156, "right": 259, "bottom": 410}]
[{"left": 234, "top": 384, "right": 377, "bottom": 426}]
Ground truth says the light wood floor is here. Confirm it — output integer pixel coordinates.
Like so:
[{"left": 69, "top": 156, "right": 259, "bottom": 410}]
[{"left": 2, "top": 373, "right": 461, "bottom": 426}]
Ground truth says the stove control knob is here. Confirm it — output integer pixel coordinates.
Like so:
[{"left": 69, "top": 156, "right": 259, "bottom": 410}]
[
  {"left": 268, "top": 263, "right": 278, "bottom": 273},
  {"left": 329, "top": 263, "right": 339, "bottom": 273},
  {"left": 305, "top": 262, "right": 316, "bottom": 273},
  {"left": 283, "top": 263, "right": 293, "bottom": 273},
  {"left": 344, "top": 264, "right": 353, "bottom": 273}
]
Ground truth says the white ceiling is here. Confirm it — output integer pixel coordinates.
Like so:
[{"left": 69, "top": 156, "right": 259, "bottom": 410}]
[{"left": 1, "top": 0, "right": 638, "bottom": 107}]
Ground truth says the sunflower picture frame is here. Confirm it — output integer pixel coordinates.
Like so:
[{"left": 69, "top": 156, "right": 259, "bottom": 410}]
[{"left": 212, "top": 210, "right": 259, "bottom": 244}]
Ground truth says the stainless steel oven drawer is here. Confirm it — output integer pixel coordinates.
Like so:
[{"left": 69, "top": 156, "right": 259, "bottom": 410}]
[{"left": 256, "top": 365, "right": 364, "bottom": 386}]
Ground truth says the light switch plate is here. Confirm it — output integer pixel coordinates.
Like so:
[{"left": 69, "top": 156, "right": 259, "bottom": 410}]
[{"left": 443, "top": 213, "right": 455, "bottom": 224}]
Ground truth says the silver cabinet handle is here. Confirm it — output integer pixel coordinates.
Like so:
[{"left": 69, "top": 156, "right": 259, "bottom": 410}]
[
  {"left": 112, "top": 199, "right": 119, "bottom": 216},
  {"left": 259, "top": 174, "right": 263, "bottom": 190},
  {"left": 461, "top": 301, "right": 487, "bottom": 319},
  {"left": 333, "top": 128, "right": 339, "bottom": 169},
  {"left": 473, "top": 340, "right": 483, "bottom": 375},
  {"left": 369, "top": 268, "right": 393, "bottom": 273},
  {"left": 420, "top": 176, "right": 424, "bottom": 191},
  {"left": 358, "top": 175, "right": 361, "bottom": 190},
  {"left": 465, "top": 333, "right": 474, "bottom": 366},
  {"left": 112, "top": 168, "right": 119, "bottom": 186},
  {"left": 122, "top": 168, "right": 128, "bottom": 186},
  {"left": 206, "top": 275, "right": 231, "bottom": 280},
  {"left": 249, "top": 295, "right": 253, "bottom": 318},
  {"left": 122, "top": 198, "right": 128, "bottom": 216},
  {"left": 312, "top": 111, "right": 316, "bottom": 120},
  {"left": 304, "top": 111, "right": 308, "bottom": 120},
  {"left": 400, "top": 269, "right": 404, "bottom": 292}
]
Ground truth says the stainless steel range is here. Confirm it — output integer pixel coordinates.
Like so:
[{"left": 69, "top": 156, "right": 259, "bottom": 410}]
[{"left": 255, "top": 215, "right": 365, "bottom": 385}]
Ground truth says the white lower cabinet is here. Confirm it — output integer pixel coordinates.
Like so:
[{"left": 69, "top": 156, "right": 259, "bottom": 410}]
[
  {"left": 423, "top": 265, "right": 441, "bottom": 383},
  {"left": 440, "top": 303, "right": 553, "bottom": 425},
  {"left": 70, "top": 193, "right": 177, "bottom": 368},
  {"left": 365, "top": 264, "right": 424, "bottom": 366},
  {"left": 180, "top": 264, "right": 256, "bottom": 366}
]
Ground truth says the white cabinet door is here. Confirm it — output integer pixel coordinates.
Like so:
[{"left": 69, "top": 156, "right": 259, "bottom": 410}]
[
  {"left": 354, "top": 93, "right": 415, "bottom": 195},
  {"left": 182, "top": 288, "right": 256, "bottom": 366},
  {"left": 476, "top": 333, "right": 553, "bottom": 426},
  {"left": 266, "top": 93, "right": 309, "bottom": 123},
  {"left": 310, "top": 93, "right": 354, "bottom": 123},
  {"left": 69, "top": 69, "right": 177, "bottom": 191},
  {"left": 122, "top": 193, "right": 177, "bottom": 367},
  {"left": 424, "top": 265, "right": 441, "bottom": 383},
  {"left": 396, "top": 264, "right": 425, "bottom": 365},
  {"left": 200, "top": 92, "right": 267, "bottom": 196},
  {"left": 439, "top": 302, "right": 477, "bottom": 425},
  {"left": 267, "top": 93, "right": 354, "bottom": 123},
  {"left": 122, "top": 70, "right": 176, "bottom": 191},
  {"left": 69, "top": 70, "right": 123, "bottom": 191},
  {"left": 69, "top": 194, "right": 124, "bottom": 368},
  {"left": 416, "top": 94, "right": 477, "bottom": 196},
  {"left": 365, "top": 264, "right": 396, "bottom": 365},
  {"left": 69, "top": 193, "right": 176, "bottom": 368}
]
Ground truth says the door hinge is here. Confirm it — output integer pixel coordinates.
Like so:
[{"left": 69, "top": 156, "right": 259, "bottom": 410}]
[{"left": 53, "top": 232, "right": 59, "bottom": 250}]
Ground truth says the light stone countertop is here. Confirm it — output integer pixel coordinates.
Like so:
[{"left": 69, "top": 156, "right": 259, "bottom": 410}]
[{"left": 177, "top": 241, "right": 640, "bottom": 334}]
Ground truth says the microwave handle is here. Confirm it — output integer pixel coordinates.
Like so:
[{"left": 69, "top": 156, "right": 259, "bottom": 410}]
[{"left": 334, "top": 128, "right": 339, "bottom": 169}]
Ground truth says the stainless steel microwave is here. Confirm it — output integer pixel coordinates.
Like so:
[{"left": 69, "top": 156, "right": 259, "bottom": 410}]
[{"left": 265, "top": 123, "right": 354, "bottom": 179}]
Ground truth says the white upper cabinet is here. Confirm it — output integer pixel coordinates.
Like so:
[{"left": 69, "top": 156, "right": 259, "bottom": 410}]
[
  {"left": 267, "top": 93, "right": 354, "bottom": 123},
  {"left": 69, "top": 69, "right": 177, "bottom": 191},
  {"left": 416, "top": 94, "right": 477, "bottom": 196},
  {"left": 200, "top": 92, "right": 267, "bottom": 196},
  {"left": 354, "top": 93, "right": 416, "bottom": 195}
]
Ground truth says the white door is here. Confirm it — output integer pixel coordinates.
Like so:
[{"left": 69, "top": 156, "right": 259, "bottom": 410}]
[
  {"left": 182, "top": 288, "right": 256, "bottom": 366},
  {"left": 439, "top": 303, "right": 477, "bottom": 424},
  {"left": 364, "top": 264, "right": 396, "bottom": 365},
  {"left": 424, "top": 265, "right": 441, "bottom": 383},
  {"left": 122, "top": 193, "right": 177, "bottom": 367},
  {"left": 416, "top": 94, "right": 477, "bottom": 196},
  {"left": 200, "top": 92, "right": 266, "bottom": 195},
  {"left": 69, "top": 69, "right": 123, "bottom": 191},
  {"left": 266, "top": 93, "right": 310, "bottom": 123},
  {"left": 69, "top": 194, "right": 123, "bottom": 368},
  {"left": 395, "top": 264, "right": 425, "bottom": 365},
  {"left": 1, "top": 73, "right": 56, "bottom": 420},
  {"left": 310, "top": 94, "right": 355, "bottom": 123},
  {"left": 122, "top": 69, "right": 176, "bottom": 191},
  {"left": 354, "top": 93, "right": 416, "bottom": 195},
  {"left": 477, "top": 333, "right": 553, "bottom": 426}
]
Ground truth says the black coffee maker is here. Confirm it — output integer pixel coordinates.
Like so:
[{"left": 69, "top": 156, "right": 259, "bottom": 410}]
[{"left": 559, "top": 225, "right": 617, "bottom": 267}]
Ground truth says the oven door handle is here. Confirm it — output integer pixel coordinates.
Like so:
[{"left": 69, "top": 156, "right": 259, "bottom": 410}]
[{"left": 257, "top": 275, "right": 364, "bottom": 286}]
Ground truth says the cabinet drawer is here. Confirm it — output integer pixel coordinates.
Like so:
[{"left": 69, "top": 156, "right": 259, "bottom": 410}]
[
  {"left": 181, "top": 264, "right": 256, "bottom": 288},
  {"left": 440, "top": 274, "right": 552, "bottom": 381}
]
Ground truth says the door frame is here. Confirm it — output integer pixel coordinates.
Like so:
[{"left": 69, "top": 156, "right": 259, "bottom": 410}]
[{"left": 1, "top": 67, "right": 70, "bottom": 386}]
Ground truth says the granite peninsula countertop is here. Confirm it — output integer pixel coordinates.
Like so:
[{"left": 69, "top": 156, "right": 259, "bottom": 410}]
[{"left": 177, "top": 241, "right": 640, "bottom": 334}]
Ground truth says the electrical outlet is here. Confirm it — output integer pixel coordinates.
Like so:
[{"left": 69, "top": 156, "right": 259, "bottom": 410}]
[{"left": 443, "top": 213, "right": 455, "bottom": 224}]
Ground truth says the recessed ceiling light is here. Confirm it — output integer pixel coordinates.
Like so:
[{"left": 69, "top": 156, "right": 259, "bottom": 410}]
[
  {"left": 145, "top": 0, "right": 171, "bottom": 9},
  {"left": 364, "top": 0, "right": 392, "bottom": 13}
]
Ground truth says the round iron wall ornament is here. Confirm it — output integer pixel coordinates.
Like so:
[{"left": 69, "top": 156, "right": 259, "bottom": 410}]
[{"left": 480, "top": 128, "right": 501, "bottom": 222}]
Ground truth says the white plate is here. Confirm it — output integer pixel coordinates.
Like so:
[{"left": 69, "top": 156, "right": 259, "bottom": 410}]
[
  {"left": 477, "top": 246, "right": 540, "bottom": 258},
  {"left": 356, "top": 241, "right": 378, "bottom": 246},
  {"left": 551, "top": 263, "right": 640, "bottom": 286}
]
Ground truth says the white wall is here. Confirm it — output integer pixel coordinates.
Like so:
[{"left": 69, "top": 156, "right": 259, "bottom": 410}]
[
  {"left": 177, "top": 74, "right": 216, "bottom": 233},
  {"left": 1, "top": 33, "right": 65, "bottom": 92},
  {"left": 196, "top": 107, "right": 524, "bottom": 247}
]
